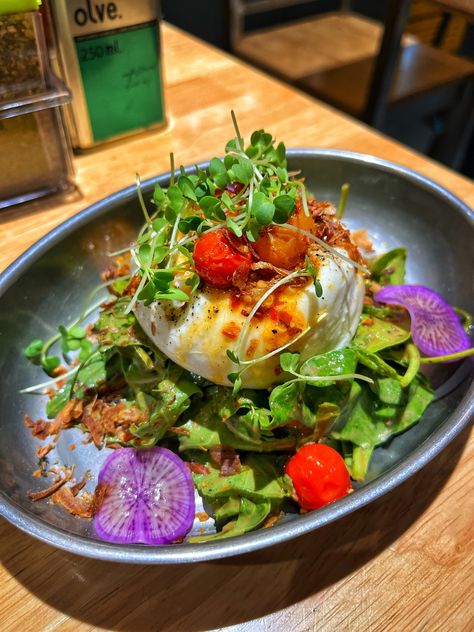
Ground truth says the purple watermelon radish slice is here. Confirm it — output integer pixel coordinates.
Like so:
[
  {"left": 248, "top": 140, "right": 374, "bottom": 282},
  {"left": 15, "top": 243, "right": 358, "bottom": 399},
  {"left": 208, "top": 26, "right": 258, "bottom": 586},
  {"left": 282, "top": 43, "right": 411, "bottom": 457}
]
[
  {"left": 374, "top": 285, "right": 470, "bottom": 358},
  {"left": 94, "top": 447, "right": 195, "bottom": 545}
]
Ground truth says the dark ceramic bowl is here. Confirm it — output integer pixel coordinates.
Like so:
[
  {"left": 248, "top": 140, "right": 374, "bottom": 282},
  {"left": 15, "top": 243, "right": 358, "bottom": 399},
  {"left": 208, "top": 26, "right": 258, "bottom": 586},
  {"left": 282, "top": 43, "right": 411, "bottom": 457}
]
[{"left": 0, "top": 150, "right": 473, "bottom": 563}]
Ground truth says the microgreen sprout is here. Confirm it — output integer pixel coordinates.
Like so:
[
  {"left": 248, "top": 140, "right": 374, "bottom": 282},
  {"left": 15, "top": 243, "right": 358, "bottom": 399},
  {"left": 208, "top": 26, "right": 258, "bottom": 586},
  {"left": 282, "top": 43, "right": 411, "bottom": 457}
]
[
  {"left": 419, "top": 347, "right": 474, "bottom": 364},
  {"left": 336, "top": 183, "right": 350, "bottom": 220},
  {"left": 400, "top": 343, "right": 421, "bottom": 387},
  {"left": 22, "top": 271, "right": 129, "bottom": 389},
  {"left": 20, "top": 365, "right": 81, "bottom": 394},
  {"left": 305, "top": 256, "right": 323, "bottom": 298},
  {"left": 105, "top": 114, "right": 365, "bottom": 329},
  {"left": 278, "top": 351, "right": 374, "bottom": 385},
  {"left": 227, "top": 327, "right": 312, "bottom": 395}
]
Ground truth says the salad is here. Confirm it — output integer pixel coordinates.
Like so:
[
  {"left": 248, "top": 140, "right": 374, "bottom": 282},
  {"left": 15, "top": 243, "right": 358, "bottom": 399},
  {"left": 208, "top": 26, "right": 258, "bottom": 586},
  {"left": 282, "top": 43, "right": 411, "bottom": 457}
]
[{"left": 23, "top": 114, "right": 473, "bottom": 545}]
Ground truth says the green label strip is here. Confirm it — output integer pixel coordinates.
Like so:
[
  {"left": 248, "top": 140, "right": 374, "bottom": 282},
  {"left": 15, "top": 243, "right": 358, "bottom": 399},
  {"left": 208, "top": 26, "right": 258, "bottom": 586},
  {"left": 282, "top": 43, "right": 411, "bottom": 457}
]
[{"left": 75, "top": 23, "right": 164, "bottom": 142}]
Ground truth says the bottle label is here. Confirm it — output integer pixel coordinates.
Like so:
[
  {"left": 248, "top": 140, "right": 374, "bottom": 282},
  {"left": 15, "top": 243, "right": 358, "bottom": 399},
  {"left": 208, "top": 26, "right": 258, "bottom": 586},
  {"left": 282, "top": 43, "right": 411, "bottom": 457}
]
[
  {"left": 75, "top": 21, "right": 164, "bottom": 141},
  {"left": 67, "top": 0, "right": 158, "bottom": 37}
]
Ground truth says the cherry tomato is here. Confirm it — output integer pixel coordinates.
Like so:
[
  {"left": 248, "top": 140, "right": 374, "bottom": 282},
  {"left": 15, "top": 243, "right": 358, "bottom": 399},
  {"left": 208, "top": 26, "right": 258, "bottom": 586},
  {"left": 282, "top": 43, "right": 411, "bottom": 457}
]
[
  {"left": 253, "top": 204, "right": 316, "bottom": 269},
  {"left": 193, "top": 230, "right": 251, "bottom": 288},
  {"left": 285, "top": 443, "right": 351, "bottom": 511}
]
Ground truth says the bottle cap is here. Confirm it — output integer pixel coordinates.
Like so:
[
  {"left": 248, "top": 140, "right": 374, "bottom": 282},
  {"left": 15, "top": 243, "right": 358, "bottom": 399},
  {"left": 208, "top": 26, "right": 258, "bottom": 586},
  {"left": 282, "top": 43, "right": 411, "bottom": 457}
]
[{"left": 0, "top": 1, "right": 42, "bottom": 16}]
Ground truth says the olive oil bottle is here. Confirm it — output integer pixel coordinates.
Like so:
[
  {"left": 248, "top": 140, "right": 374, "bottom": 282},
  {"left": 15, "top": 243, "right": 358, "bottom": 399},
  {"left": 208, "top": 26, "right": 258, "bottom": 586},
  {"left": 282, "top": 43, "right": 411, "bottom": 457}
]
[{"left": 48, "top": 0, "right": 166, "bottom": 148}]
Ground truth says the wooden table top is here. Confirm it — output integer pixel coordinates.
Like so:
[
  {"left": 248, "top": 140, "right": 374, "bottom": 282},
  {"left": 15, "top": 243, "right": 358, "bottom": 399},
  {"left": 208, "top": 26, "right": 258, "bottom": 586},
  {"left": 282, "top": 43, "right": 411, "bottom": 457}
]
[{"left": 0, "top": 22, "right": 473, "bottom": 632}]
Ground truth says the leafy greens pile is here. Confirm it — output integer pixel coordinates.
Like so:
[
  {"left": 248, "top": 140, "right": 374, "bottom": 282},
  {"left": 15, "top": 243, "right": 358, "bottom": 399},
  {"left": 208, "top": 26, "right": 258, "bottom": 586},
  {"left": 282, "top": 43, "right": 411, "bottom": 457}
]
[{"left": 25, "top": 248, "right": 433, "bottom": 540}]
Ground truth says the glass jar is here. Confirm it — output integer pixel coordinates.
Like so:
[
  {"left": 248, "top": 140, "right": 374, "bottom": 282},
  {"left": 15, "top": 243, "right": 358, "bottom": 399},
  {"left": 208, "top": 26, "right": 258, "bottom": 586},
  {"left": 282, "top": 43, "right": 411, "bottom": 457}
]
[{"left": 0, "top": 75, "right": 75, "bottom": 209}]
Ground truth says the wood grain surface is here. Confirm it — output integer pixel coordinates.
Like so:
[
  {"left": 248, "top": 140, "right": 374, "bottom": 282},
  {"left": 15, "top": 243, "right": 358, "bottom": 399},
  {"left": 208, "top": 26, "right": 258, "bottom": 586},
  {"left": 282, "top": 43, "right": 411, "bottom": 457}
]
[{"left": 0, "top": 23, "right": 473, "bottom": 632}]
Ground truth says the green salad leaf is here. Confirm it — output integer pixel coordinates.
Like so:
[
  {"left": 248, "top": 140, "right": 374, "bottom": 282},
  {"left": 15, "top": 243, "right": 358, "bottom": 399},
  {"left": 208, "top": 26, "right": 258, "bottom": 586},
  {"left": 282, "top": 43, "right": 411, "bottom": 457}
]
[
  {"left": 178, "top": 387, "right": 296, "bottom": 452},
  {"left": 332, "top": 375, "right": 433, "bottom": 479},
  {"left": 371, "top": 248, "right": 406, "bottom": 285},
  {"left": 191, "top": 453, "right": 292, "bottom": 503},
  {"left": 189, "top": 498, "right": 271, "bottom": 542},
  {"left": 353, "top": 317, "right": 410, "bottom": 353}
]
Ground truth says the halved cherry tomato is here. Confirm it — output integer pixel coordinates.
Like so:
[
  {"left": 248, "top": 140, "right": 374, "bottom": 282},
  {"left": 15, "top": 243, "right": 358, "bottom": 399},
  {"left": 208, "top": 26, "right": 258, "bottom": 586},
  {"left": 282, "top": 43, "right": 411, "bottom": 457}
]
[
  {"left": 253, "top": 204, "right": 316, "bottom": 269},
  {"left": 194, "top": 229, "right": 251, "bottom": 288},
  {"left": 286, "top": 443, "right": 351, "bottom": 511}
]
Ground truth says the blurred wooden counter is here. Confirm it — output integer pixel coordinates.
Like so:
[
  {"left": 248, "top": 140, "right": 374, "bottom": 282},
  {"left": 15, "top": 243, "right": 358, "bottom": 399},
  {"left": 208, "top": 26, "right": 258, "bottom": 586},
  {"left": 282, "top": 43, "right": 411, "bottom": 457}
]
[{"left": 0, "top": 22, "right": 473, "bottom": 632}]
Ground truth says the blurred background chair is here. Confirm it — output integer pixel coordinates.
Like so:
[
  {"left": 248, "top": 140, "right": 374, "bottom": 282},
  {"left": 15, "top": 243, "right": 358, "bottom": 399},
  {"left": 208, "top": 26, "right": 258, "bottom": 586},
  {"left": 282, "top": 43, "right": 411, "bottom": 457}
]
[
  {"left": 228, "top": 0, "right": 474, "bottom": 169},
  {"left": 230, "top": 0, "right": 418, "bottom": 80}
]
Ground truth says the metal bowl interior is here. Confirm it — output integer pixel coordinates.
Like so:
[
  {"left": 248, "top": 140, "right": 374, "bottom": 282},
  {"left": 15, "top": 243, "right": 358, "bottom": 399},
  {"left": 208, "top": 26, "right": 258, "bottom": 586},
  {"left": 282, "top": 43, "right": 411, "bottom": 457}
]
[{"left": 0, "top": 150, "right": 473, "bottom": 564}]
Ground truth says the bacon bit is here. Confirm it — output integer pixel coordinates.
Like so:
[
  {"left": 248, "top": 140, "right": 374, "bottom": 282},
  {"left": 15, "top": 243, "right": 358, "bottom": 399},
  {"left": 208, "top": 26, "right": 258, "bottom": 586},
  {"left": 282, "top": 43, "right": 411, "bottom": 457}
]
[
  {"left": 123, "top": 274, "right": 141, "bottom": 296},
  {"left": 245, "top": 338, "right": 258, "bottom": 359},
  {"left": 363, "top": 296, "right": 374, "bottom": 306},
  {"left": 101, "top": 268, "right": 116, "bottom": 282},
  {"left": 92, "top": 482, "right": 109, "bottom": 513},
  {"left": 250, "top": 261, "right": 289, "bottom": 277},
  {"left": 25, "top": 415, "right": 51, "bottom": 440},
  {"left": 262, "top": 512, "right": 282, "bottom": 529},
  {"left": 68, "top": 444, "right": 76, "bottom": 451},
  {"left": 36, "top": 443, "right": 54, "bottom": 459},
  {"left": 369, "top": 281, "right": 382, "bottom": 294},
  {"left": 274, "top": 365, "right": 282, "bottom": 376},
  {"left": 310, "top": 200, "right": 336, "bottom": 217},
  {"left": 52, "top": 365, "right": 68, "bottom": 378},
  {"left": 32, "top": 469, "right": 42, "bottom": 478},
  {"left": 232, "top": 261, "right": 251, "bottom": 289},
  {"left": 46, "top": 387, "right": 56, "bottom": 399},
  {"left": 82, "top": 399, "right": 143, "bottom": 446},
  {"left": 306, "top": 198, "right": 364, "bottom": 266},
  {"left": 81, "top": 400, "right": 105, "bottom": 447},
  {"left": 51, "top": 487, "right": 95, "bottom": 518},
  {"left": 210, "top": 446, "right": 241, "bottom": 476},
  {"left": 101, "top": 401, "right": 144, "bottom": 434},
  {"left": 24, "top": 415, "right": 35, "bottom": 429},
  {"left": 186, "top": 462, "right": 211, "bottom": 476},
  {"left": 48, "top": 399, "right": 84, "bottom": 436},
  {"left": 101, "top": 259, "right": 131, "bottom": 283},
  {"left": 70, "top": 470, "right": 89, "bottom": 496},
  {"left": 116, "top": 430, "right": 135, "bottom": 443},
  {"left": 51, "top": 479, "right": 108, "bottom": 518},
  {"left": 351, "top": 229, "right": 374, "bottom": 252},
  {"left": 195, "top": 511, "right": 210, "bottom": 523},
  {"left": 169, "top": 426, "right": 191, "bottom": 436},
  {"left": 222, "top": 321, "right": 241, "bottom": 340},
  {"left": 225, "top": 227, "right": 250, "bottom": 257},
  {"left": 28, "top": 468, "right": 73, "bottom": 501},
  {"left": 361, "top": 317, "right": 374, "bottom": 327}
]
